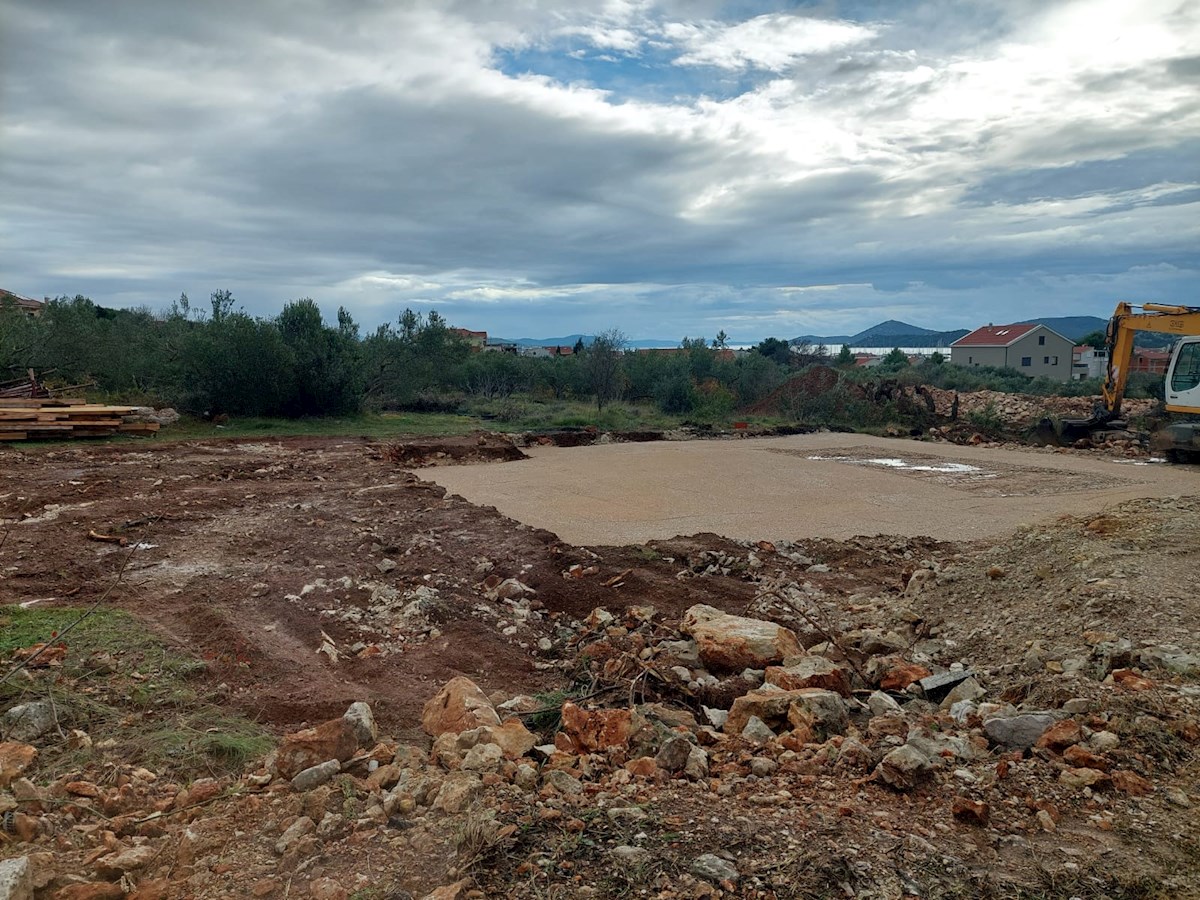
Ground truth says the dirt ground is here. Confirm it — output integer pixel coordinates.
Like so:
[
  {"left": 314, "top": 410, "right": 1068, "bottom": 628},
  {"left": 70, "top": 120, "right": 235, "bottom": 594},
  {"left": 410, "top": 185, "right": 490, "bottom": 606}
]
[
  {"left": 427, "top": 433, "right": 1198, "bottom": 545},
  {"left": 1, "top": 432, "right": 1198, "bottom": 899}
]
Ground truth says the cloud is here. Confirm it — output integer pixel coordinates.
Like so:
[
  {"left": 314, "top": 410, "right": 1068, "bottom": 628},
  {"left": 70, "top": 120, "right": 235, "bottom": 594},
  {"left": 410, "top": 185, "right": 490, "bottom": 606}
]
[
  {"left": 0, "top": 0, "right": 1196, "bottom": 341},
  {"left": 666, "top": 13, "right": 878, "bottom": 71}
]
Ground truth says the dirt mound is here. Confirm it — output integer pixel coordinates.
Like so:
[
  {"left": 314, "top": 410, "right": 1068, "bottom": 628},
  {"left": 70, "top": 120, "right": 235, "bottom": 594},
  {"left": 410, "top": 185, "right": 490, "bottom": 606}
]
[
  {"left": 743, "top": 365, "right": 841, "bottom": 416},
  {"left": 377, "top": 431, "right": 528, "bottom": 466}
]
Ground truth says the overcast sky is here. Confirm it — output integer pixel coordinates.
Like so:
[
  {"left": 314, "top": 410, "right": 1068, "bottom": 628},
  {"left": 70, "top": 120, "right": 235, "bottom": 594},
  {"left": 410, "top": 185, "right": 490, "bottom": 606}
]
[{"left": 2, "top": 0, "right": 1198, "bottom": 341}]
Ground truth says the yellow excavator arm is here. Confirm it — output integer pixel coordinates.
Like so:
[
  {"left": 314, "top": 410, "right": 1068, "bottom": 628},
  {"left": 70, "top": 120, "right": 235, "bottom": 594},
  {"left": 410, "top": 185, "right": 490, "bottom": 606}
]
[{"left": 1101, "top": 302, "right": 1200, "bottom": 415}]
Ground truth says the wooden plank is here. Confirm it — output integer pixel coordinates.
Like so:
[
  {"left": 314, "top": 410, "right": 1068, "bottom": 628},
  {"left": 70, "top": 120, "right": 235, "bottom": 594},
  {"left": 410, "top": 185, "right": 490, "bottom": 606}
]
[
  {"left": 0, "top": 432, "right": 27, "bottom": 441},
  {"left": 0, "top": 398, "right": 85, "bottom": 408},
  {"left": 118, "top": 423, "right": 160, "bottom": 433}
]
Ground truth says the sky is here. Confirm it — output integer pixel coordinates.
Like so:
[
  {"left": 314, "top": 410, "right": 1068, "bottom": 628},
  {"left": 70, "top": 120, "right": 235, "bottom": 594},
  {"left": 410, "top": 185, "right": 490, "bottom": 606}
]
[{"left": 2, "top": 0, "right": 1198, "bottom": 342}]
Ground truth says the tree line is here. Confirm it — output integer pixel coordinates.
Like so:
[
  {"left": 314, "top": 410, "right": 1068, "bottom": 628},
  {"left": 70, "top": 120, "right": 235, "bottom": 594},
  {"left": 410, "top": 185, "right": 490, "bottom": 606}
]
[{"left": 2, "top": 292, "right": 1147, "bottom": 421}]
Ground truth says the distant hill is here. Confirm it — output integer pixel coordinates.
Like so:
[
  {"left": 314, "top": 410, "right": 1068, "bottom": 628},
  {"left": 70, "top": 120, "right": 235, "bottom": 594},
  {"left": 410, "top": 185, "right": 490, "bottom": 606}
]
[
  {"left": 492, "top": 334, "right": 676, "bottom": 349},
  {"left": 1016, "top": 316, "right": 1107, "bottom": 342},
  {"left": 792, "top": 319, "right": 967, "bottom": 348}
]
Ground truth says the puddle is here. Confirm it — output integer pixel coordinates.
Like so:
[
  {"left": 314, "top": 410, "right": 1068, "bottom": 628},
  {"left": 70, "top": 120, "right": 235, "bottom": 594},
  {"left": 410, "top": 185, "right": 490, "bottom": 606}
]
[{"left": 808, "top": 455, "right": 995, "bottom": 476}]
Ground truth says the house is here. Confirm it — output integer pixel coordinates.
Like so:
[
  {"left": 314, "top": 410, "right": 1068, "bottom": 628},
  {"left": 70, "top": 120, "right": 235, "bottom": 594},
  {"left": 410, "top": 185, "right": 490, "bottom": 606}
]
[
  {"left": 450, "top": 328, "right": 487, "bottom": 351},
  {"left": 1131, "top": 349, "right": 1171, "bottom": 375},
  {"left": 1072, "top": 345, "right": 1108, "bottom": 380},
  {"left": 0, "top": 289, "right": 45, "bottom": 318},
  {"left": 950, "top": 323, "right": 1074, "bottom": 381}
]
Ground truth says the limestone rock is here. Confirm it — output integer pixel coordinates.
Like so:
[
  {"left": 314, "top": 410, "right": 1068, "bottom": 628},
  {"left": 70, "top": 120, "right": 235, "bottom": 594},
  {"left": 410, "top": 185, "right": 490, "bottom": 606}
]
[
  {"left": 740, "top": 716, "right": 775, "bottom": 743},
  {"left": 290, "top": 759, "right": 341, "bottom": 792},
  {"left": 764, "top": 656, "right": 851, "bottom": 697},
  {"left": 274, "top": 816, "right": 315, "bottom": 855},
  {"left": 0, "top": 743, "right": 37, "bottom": 790},
  {"left": 690, "top": 853, "right": 739, "bottom": 885},
  {"left": 459, "top": 719, "right": 537, "bottom": 760},
  {"left": 726, "top": 688, "right": 842, "bottom": 736},
  {"left": 342, "top": 702, "right": 377, "bottom": 748},
  {"left": 558, "top": 702, "right": 632, "bottom": 753},
  {"left": 681, "top": 605, "right": 802, "bottom": 671},
  {"left": 420, "top": 879, "right": 475, "bottom": 900},
  {"left": 460, "top": 742, "right": 504, "bottom": 773},
  {"left": 1035, "top": 719, "right": 1082, "bottom": 753},
  {"left": 432, "top": 772, "right": 483, "bottom": 813},
  {"left": 876, "top": 744, "right": 933, "bottom": 791},
  {"left": 93, "top": 844, "right": 157, "bottom": 879},
  {"left": 0, "top": 856, "right": 32, "bottom": 900},
  {"left": 1, "top": 704, "right": 54, "bottom": 744},
  {"left": 421, "top": 677, "right": 500, "bottom": 737},
  {"left": 784, "top": 689, "right": 848, "bottom": 740},
  {"left": 654, "top": 736, "right": 694, "bottom": 773},
  {"left": 273, "top": 718, "right": 358, "bottom": 780},
  {"left": 543, "top": 769, "right": 583, "bottom": 796},
  {"left": 983, "top": 713, "right": 1057, "bottom": 749}
]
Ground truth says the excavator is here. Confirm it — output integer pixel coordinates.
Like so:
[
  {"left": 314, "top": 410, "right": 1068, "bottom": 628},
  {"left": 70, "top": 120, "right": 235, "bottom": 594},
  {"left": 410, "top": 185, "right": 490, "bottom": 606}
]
[{"left": 1053, "top": 302, "right": 1200, "bottom": 462}]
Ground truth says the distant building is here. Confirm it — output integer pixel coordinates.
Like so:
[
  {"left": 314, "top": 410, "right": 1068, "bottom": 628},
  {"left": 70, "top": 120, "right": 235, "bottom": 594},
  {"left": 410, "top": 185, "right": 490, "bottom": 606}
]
[
  {"left": 0, "top": 289, "right": 45, "bottom": 318},
  {"left": 1131, "top": 348, "right": 1171, "bottom": 375},
  {"left": 522, "top": 345, "right": 576, "bottom": 358},
  {"left": 950, "top": 323, "right": 1074, "bottom": 381},
  {"left": 450, "top": 328, "right": 487, "bottom": 351},
  {"left": 1072, "top": 345, "right": 1108, "bottom": 380}
]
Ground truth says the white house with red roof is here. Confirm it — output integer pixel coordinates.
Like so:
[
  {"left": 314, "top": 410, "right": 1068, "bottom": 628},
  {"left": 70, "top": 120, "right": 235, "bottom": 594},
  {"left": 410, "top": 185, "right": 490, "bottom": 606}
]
[{"left": 950, "top": 323, "right": 1074, "bottom": 381}]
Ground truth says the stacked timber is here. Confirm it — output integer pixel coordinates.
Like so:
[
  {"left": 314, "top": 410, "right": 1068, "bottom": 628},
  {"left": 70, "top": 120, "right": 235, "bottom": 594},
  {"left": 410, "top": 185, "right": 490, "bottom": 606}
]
[{"left": 0, "top": 398, "right": 158, "bottom": 441}]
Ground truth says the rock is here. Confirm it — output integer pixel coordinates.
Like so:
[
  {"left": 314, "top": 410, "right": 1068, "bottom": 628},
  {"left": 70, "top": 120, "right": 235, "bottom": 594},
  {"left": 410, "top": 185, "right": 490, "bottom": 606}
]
[
  {"left": 690, "top": 853, "right": 739, "bottom": 886},
  {"left": 420, "top": 879, "right": 474, "bottom": 900},
  {"left": 750, "top": 757, "right": 778, "bottom": 777},
  {"left": 876, "top": 745, "right": 933, "bottom": 791},
  {"left": 741, "top": 716, "right": 775, "bottom": 743},
  {"left": 308, "top": 877, "right": 348, "bottom": 900},
  {"left": 1036, "top": 809, "right": 1057, "bottom": 833},
  {"left": 422, "top": 677, "right": 501, "bottom": 737},
  {"left": 0, "top": 857, "right": 32, "bottom": 900},
  {"left": 1112, "top": 668, "right": 1155, "bottom": 691},
  {"left": 681, "top": 605, "right": 802, "bottom": 671},
  {"left": 879, "top": 663, "right": 931, "bottom": 692},
  {"left": 784, "top": 689, "right": 848, "bottom": 740},
  {"left": 655, "top": 736, "right": 694, "bottom": 773},
  {"left": 983, "top": 713, "right": 1057, "bottom": 749},
  {"left": 465, "top": 719, "right": 537, "bottom": 759},
  {"left": 684, "top": 745, "right": 709, "bottom": 780},
  {"left": 764, "top": 656, "right": 851, "bottom": 697},
  {"left": 342, "top": 702, "right": 377, "bottom": 748},
  {"left": 1035, "top": 719, "right": 1082, "bottom": 753},
  {"left": 1088, "top": 730, "right": 1120, "bottom": 752},
  {"left": 513, "top": 764, "right": 538, "bottom": 790},
  {"left": 433, "top": 772, "right": 483, "bottom": 812},
  {"left": 543, "top": 769, "right": 583, "bottom": 796},
  {"left": 867, "top": 691, "right": 903, "bottom": 718},
  {"left": 918, "top": 670, "right": 974, "bottom": 703},
  {"left": 1, "top": 703, "right": 54, "bottom": 744},
  {"left": 701, "top": 706, "right": 728, "bottom": 729},
  {"left": 93, "top": 844, "right": 157, "bottom": 879},
  {"left": 460, "top": 742, "right": 504, "bottom": 773},
  {"left": 938, "top": 677, "right": 985, "bottom": 710},
  {"left": 1063, "top": 745, "right": 1108, "bottom": 770},
  {"left": 273, "top": 718, "right": 358, "bottom": 780},
  {"left": 127, "top": 879, "right": 169, "bottom": 900},
  {"left": 726, "top": 688, "right": 826, "bottom": 735},
  {"left": 951, "top": 797, "right": 989, "bottom": 826},
  {"left": 0, "top": 743, "right": 37, "bottom": 790},
  {"left": 1111, "top": 770, "right": 1153, "bottom": 796},
  {"left": 558, "top": 702, "right": 632, "bottom": 753},
  {"left": 275, "top": 816, "right": 315, "bottom": 855},
  {"left": 1059, "top": 767, "right": 1110, "bottom": 790},
  {"left": 625, "top": 757, "right": 657, "bottom": 777},
  {"left": 1164, "top": 786, "right": 1191, "bottom": 807},
  {"left": 290, "top": 759, "right": 340, "bottom": 792},
  {"left": 53, "top": 885, "right": 125, "bottom": 900}
]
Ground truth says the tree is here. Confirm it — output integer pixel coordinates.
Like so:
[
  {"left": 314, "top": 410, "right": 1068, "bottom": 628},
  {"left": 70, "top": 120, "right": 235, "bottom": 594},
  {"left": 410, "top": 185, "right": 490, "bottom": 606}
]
[
  {"left": 210, "top": 289, "right": 236, "bottom": 322},
  {"left": 753, "top": 337, "right": 792, "bottom": 367},
  {"left": 880, "top": 347, "right": 910, "bottom": 371},
  {"left": 712, "top": 330, "right": 729, "bottom": 350},
  {"left": 836, "top": 344, "right": 854, "bottom": 366},
  {"left": 928, "top": 351, "right": 945, "bottom": 365},
  {"left": 1080, "top": 330, "right": 1107, "bottom": 349},
  {"left": 585, "top": 328, "right": 626, "bottom": 410}
]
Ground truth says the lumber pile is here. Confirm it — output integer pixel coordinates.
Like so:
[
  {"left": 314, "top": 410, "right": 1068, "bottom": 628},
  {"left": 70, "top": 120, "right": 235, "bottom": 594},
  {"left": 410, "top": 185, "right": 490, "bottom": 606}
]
[{"left": 0, "top": 398, "right": 159, "bottom": 441}]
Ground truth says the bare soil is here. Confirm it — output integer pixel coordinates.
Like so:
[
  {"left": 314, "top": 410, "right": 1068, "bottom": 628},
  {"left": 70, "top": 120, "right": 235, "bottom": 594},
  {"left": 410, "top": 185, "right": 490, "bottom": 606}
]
[{"left": 1, "top": 433, "right": 1197, "bottom": 899}]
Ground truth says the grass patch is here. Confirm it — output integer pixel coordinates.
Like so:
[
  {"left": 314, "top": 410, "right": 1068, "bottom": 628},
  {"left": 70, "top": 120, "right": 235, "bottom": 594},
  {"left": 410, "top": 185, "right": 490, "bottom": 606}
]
[{"left": 0, "top": 604, "right": 273, "bottom": 778}]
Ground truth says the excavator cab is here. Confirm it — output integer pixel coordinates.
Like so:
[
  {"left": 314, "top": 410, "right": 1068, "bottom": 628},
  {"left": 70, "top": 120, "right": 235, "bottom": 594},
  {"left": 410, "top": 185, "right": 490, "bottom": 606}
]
[
  {"left": 1163, "top": 336, "right": 1200, "bottom": 463},
  {"left": 1166, "top": 337, "right": 1200, "bottom": 410}
]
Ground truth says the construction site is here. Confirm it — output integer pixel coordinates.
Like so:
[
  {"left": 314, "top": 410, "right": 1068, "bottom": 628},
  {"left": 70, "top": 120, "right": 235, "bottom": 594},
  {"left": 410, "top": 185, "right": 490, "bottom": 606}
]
[{"left": 0, "top": 388, "right": 1197, "bottom": 899}]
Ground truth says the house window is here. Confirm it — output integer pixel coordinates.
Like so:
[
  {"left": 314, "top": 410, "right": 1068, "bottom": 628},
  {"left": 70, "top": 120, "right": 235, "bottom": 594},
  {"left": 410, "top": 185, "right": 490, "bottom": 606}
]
[
  {"left": 1043, "top": 356, "right": 1049, "bottom": 364},
  {"left": 1038, "top": 335, "right": 1046, "bottom": 345},
  {"left": 968, "top": 356, "right": 973, "bottom": 364},
  {"left": 1050, "top": 356, "right": 1058, "bottom": 365},
  {"left": 1021, "top": 356, "right": 1032, "bottom": 366}
]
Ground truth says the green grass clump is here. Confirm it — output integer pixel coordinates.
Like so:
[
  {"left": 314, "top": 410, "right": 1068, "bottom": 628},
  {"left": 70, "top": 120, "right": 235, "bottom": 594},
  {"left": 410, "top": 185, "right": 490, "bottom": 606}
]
[{"left": 0, "top": 604, "right": 274, "bottom": 777}]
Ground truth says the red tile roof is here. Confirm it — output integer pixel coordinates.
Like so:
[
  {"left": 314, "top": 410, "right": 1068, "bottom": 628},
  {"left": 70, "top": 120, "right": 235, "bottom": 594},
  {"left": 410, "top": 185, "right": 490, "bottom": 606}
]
[{"left": 951, "top": 324, "right": 1038, "bottom": 347}]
